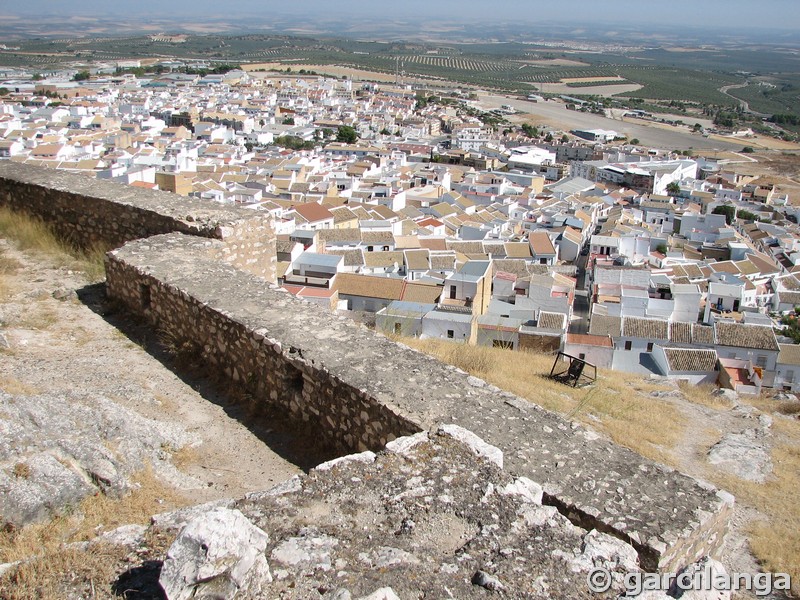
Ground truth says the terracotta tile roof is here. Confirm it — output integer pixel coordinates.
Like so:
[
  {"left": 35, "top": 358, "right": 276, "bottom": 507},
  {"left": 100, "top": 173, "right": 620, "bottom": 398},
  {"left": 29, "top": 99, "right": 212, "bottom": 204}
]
[
  {"left": 622, "top": 316, "right": 669, "bottom": 340},
  {"left": 778, "top": 291, "right": 800, "bottom": 305},
  {"left": 505, "top": 242, "right": 532, "bottom": 258},
  {"left": 537, "top": 311, "right": 567, "bottom": 331},
  {"left": 430, "top": 252, "right": 457, "bottom": 271},
  {"left": 329, "top": 206, "right": 358, "bottom": 224},
  {"left": 692, "top": 324, "right": 715, "bottom": 345},
  {"left": 419, "top": 237, "right": 448, "bottom": 251},
  {"left": 710, "top": 261, "right": 740, "bottom": 275},
  {"left": 327, "top": 248, "right": 365, "bottom": 267},
  {"left": 528, "top": 231, "right": 556, "bottom": 256},
  {"left": 362, "top": 231, "right": 395, "bottom": 245},
  {"left": 492, "top": 259, "right": 532, "bottom": 278},
  {"left": 589, "top": 314, "right": 622, "bottom": 337},
  {"left": 404, "top": 249, "right": 430, "bottom": 271},
  {"left": 401, "top": 281, "right": 443, "bottom": 304},
  {"left": 669, "top": 321, "right": 693, "bottom": 344},
  {"left": 778, "top": 344, "right": 800, "bottom": 366},
  {"left": 566, "top": 333, "right": 613, "bottom": 348},
  {"left": 335, "top": 273, "right": 404, "bottom": 300},
  {"left": 292, "top": 202, "right": 334, "bottom": 223},
  {"left": 363, "top": 251, "right": 404, "bottom": 269},
  {"left": 318, "top": 229, "right": 362, "bottom": 244},
  {"left": 714, "top": 322, "right": 778, "bottom": 351},
  {"left": 663, "top": 348, "right": 718, "bottom": 372},
  {"left": 447, "top": 241, "right": 485, "bottom": 254}
]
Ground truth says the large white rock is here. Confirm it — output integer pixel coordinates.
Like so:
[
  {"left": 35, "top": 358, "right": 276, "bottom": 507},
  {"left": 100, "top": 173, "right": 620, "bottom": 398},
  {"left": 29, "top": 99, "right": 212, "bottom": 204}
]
[
  {"left": 437, "top": 424, "right": 503, "bottom": 468},
  {"left": 159, "top": 507, "right": 271, "bottom": 600},
  {"left": 707, "top": 430, "right": 772, "bottom": 483}
]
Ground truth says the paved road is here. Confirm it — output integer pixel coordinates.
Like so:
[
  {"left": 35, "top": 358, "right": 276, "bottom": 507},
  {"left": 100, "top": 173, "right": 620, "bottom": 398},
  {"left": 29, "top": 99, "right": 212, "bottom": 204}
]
[{"left": 478, "top": 94, "right": 746, "bottom": 152}]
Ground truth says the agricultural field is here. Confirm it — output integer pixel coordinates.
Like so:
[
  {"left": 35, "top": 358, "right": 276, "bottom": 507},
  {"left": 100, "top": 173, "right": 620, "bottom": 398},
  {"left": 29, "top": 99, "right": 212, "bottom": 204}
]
[{"left": 1, "top": 32, "right": 798, "bottom": 116}]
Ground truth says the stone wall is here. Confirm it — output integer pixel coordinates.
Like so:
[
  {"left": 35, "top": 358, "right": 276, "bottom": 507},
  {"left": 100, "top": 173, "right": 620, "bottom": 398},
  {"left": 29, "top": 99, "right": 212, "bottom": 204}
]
[
  {"left": 105, "top": 234, "right": 421, "bottom": 455},
  {"left": 105, "top": 231, "right": 734, "bottom": 574},
  {"left": 0, "top": 163, "right": 276, "bottom": 282},
  {"left": 1, "top": 165, "right": 734, "bottom": 576}
]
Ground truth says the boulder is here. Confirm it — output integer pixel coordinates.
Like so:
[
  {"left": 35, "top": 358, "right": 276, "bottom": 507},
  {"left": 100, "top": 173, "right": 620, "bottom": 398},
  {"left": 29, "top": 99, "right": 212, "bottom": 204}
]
[
  {"left": 707, "top": 429, "right": 772, "bottom": 483},
  {"left": 159, "top": 507, "right": 271, "bottom": 600}
]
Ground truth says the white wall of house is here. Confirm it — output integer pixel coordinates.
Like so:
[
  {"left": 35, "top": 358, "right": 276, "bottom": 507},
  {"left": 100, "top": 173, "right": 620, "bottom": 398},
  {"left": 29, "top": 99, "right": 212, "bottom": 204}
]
[
  {"left": 421, "top": 313, "right": 472, "bottom": 343},
  {"left": 774, "top": 363, "right": 800, "bottom": 393},
  {"left": 563, "top": 341, "right": 613, "bottom": 369}
]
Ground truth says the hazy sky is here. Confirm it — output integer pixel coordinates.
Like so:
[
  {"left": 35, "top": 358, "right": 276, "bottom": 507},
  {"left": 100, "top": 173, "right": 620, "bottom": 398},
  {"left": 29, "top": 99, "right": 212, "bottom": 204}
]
[{"left": 4, "top": 0, "right": 800, "bottom": 31}]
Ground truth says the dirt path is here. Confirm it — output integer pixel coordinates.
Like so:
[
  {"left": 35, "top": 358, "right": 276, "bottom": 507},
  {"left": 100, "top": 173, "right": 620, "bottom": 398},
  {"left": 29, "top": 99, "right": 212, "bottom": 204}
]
[{"left": 0, "top": 238, "right": 311, "bottom": 505}]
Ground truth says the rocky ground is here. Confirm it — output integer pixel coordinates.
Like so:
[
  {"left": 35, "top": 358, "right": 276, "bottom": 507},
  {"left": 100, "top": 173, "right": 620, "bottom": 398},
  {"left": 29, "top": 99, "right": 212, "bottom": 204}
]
[{"left": 0, "top": 238, "right": 322, "bottom": 595}]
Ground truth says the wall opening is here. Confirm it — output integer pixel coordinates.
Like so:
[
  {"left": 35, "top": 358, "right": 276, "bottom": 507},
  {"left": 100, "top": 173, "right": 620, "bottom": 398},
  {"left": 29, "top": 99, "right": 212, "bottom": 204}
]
[{"left": 139, "top": 283, "right": 151, "bottom": 309}]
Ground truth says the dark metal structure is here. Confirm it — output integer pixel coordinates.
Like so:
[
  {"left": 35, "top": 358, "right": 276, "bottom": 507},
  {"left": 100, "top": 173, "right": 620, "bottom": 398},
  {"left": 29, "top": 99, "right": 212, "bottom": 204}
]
[{"left": 548, "top": 351, "right": 597, "bottom": 387}]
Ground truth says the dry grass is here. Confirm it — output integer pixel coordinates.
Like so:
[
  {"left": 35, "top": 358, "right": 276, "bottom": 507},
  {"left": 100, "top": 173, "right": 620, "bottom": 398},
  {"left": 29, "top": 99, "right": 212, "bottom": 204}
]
[
  {"left": 0, "top": 247, "right": 21, "bottom": 301},
  {"left": 0, "top": 207, "right": 106, "bottom": 283},
  {"left": 399, "top": 338, "right": 685, "bottom": 464},
  {"left": 0, "top": 378, "right": 39, "bottom": 395},
  {"left": 677, "top": 381, "right": 733, "bottom": 409},
  {"left": 170, "top": 444, "right": 199, "bottom": 471},
  {"left": 0, "top": 465, "right": 187, "bottom": 599}
]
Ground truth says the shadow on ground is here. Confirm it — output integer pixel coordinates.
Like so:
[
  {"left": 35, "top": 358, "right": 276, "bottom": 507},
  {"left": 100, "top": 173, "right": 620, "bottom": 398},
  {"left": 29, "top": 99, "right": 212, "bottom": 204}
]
[{"left": 76, "top": 282, "right": 339, "bottom": 474}]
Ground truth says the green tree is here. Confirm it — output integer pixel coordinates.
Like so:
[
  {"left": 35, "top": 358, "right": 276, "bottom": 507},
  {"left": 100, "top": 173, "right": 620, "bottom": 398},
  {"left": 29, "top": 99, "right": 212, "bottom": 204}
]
[
  {"left": 544, "top": 132, "right": 554, "bottom": 143},
  {"left": 656, "top": 243, "right": 668, "bottom": 254},
  {"left": 72, "top": 70, "right": 91, "bottom": 82},
  {"left": 666, "top": 182, "right": 681, "bottom": 196},
  {"left": 380, "top": 127, "right": 392, "bottom": 136},
  {"left": 630, "top": 138, "right": 640, "bottom": 145},
  {"left": 336, "top": 125, "right": 359, "bottom": 144},
  {"left": 0, "top": 87, "right": 8, "bottom": 96},
  {"left": 560, "top": 134, "right": 569, "bottom": 143},
  {"left": 712, "top": 205, "right": 736, "bottom": 225},
  {"left": 282, "top": 116, "right": 295, "bottom": 125},
  {"left": 741, "top": 146, "right": 755, "bottom": 153}
]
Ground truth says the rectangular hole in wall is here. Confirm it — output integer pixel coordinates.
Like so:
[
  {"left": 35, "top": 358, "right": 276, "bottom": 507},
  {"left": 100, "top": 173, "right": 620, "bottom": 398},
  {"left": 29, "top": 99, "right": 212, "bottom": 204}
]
[{"left": 139, "top": 283, "right": 151, "bottom": 309}]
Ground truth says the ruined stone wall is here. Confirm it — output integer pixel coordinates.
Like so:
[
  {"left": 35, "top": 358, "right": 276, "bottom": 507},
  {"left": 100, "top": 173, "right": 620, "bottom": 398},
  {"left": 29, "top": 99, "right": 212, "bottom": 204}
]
[
  {"left": 0, "top": 163, "right": 276, "bottom": 282},
  {"left": 105, "top": 234, "right": 420, "bottom": 455},
  {"left": 0, "top": 165, "right": 734, "bottom": 576},
  {"left": 105, "top": 232, "right": 734, "bottom": 574}
]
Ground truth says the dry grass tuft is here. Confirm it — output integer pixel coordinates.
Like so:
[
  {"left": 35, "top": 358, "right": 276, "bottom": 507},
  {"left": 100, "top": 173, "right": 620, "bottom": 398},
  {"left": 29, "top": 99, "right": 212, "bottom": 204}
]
[
  {"left": 170, "top": 445, "right": 199, "bottom": 471},
  {"left": 11, "top": 463, "right": 31, "bottom": 479},
  {"left": 0, "top": 207, "right": 107, "bottom": 283},
  {"left": 400, "top": 337, "right": 685, "bottom": 464},
  {"left": 0, "top": 465, "right": 188, "bottom": 599},
  {"left": 0, "top": 378, "right": 39, "bottom": 396},
  {"left": 677, "top": 381, "right": 732, "bottom": 409}
]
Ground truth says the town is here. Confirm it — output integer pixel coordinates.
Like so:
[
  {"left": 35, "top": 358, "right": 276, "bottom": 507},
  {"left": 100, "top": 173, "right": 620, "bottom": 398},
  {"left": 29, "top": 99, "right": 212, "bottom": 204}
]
[{"left": 2, "top": 59, "right": 799, "bottom": 397}]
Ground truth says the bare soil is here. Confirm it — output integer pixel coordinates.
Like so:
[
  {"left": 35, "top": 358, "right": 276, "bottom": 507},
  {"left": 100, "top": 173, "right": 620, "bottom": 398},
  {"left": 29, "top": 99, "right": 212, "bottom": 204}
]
[{"left": 0, "top": 238, "right": 312, "bottom": 506}]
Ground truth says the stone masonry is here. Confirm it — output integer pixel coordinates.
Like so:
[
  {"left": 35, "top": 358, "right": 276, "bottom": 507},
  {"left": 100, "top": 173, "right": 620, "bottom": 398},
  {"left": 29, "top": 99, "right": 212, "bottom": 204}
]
[
  {"left": 0, "top": 165, "right": 733, "bottom": 577},
  {"left": 0, "top": 162, "right": 277, "bottom": 282}
]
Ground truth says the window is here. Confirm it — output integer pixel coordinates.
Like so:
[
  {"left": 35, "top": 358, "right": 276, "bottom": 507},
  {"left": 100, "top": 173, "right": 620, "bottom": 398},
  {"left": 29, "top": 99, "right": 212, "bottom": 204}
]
[
  {"left": 579, "top": 353, "right": 586, "bottom": 360},
  {"left": 646, "top": 342, "right": 654, "bottom": 353},
  {"left": 624, "top": 341, "right": 632, "bottom": 351},
  {"left": 447, "top": 330, "right": 454, "bottom": 339},
  {"left": 449, "top": 285, "right": 457, "bottom": 300},
  {"left": 394, "top": 323, "right": 401, "bottom": 335},
  {"left": 756, "top": 355, "right": 768, "bottom": 368}
]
